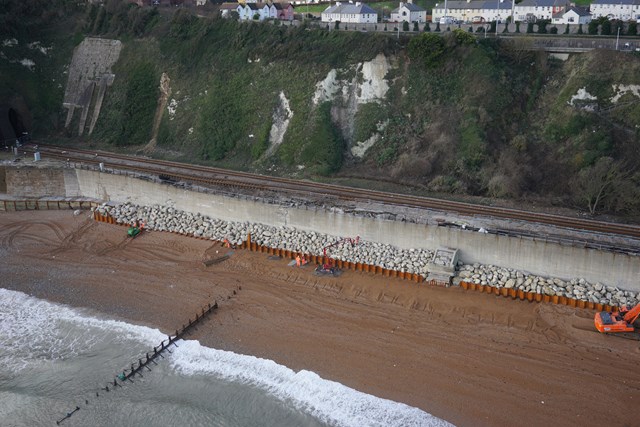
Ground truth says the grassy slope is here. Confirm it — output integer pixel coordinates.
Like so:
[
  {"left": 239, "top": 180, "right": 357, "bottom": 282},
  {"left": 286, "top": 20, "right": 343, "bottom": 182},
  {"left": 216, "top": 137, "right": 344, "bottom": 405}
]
[{"left": 4, "top": 3, "right": 640, "bottom": 219}]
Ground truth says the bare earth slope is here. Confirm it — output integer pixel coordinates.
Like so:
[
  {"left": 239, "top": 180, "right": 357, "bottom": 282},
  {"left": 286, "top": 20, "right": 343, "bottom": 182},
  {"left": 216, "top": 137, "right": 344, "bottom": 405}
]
[{"left": 1, "top": 210, "right": 639, "bottom": 426}]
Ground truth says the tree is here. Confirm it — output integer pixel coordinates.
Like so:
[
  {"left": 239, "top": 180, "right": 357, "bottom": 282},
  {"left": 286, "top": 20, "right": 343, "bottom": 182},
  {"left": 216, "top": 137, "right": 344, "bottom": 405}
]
[
  {"left": 413, "top": 21, "right": 419, "bottom": 31},
  {"left": 628, "top": 21, "right": 638, "bottom": 36},
  {"left": 550, "top": 26, "right": 558, "bottom": 34},
  {"left": 600, "top": 18, "right": 612, "bottom": 35},
  {"left": 564, "top": 23, "right": 570, "bottom": 34},
  {"left": 424, "top": 22, "right": 431, "bottom": 32},
  {"left": 515, "top": 21, "right": 521, "bottom": 33},
  {"left": 588, "top": 20, "right": 599, "bottom": 35},
  {"left": 526, "top": 22, "right": 534, "bottom": 33},
  {"left": 403, "top": 20, "right": 409, "bottom": 31},
  {"left": 573, "top": 157, "right": 636, "bottom": 215},
  {"left": 577, "top": 23, "right": 583, "bottom": 34}
]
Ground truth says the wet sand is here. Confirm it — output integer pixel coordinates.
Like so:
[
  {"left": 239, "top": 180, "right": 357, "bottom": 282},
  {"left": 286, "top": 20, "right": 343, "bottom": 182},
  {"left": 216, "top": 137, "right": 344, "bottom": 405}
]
[{"left": 2, "top": 210, "right": 639, "bottom": 426}]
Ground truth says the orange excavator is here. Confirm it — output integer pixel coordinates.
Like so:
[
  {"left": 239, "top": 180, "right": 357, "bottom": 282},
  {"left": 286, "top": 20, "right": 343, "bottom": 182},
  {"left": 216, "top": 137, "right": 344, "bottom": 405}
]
[
  {"left": 315, "top": 236, "right": 359, "bottom": 276},
  {"left": 594, "top": 303, "right": 640, "bottom": 334}
]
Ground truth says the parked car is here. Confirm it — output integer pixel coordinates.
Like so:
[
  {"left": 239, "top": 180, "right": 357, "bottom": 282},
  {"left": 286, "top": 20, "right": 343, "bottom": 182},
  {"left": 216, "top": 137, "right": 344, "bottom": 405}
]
[
  {"left": 439, "top": 16, "right": 456, "bottom": 25},
  {"left": 472, "top": 16, "right": 485, "bottom": 23}
]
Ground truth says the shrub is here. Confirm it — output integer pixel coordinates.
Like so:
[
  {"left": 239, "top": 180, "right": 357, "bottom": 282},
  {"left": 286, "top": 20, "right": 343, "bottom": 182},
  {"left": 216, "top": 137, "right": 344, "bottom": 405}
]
[
  {"left": 452, "top": 28, "right": 475, "bottom": 45},
  {"left": 413, "top": 21, "right": 419, "bottom": 32},
  {"left": 435, "top": 22, "right": 441, "bottom": 32},
  {"left": 588, "top": 20, "right": 598, "bottom": 35},
  {"left": 629, "top": 21, "right": 638, "bottom": 36},
  {"left": 118, "top": 62, "right": 157, "bottom": 146},
  {"left": 301, "top": 102, "right": 344, "bottom": 175},
  {"left": 403, "top": 21, "right": 409, "bottom": 31},
  {"left": 578, "top": 23, "right": 583, "bottom": 34},
  {"left": 526, "top": 22, "right": 534, "bottom": 33},
  {"left": 407, "top": 32, "right": 446, "bottom": 67},
  {"left": 564, "top": 23, "right": 570, "bottom": 34},
  {"left": 515, "top": 22, "right": 520, "bottom": 33},
  {"left": 424, "top": 22, "right": 430, "bottom": 32},
  {"left": 537, "top": 20, "right": 549, "bottom": 34},
  {"left": 550, "top": 26, "right": 558, "bottom": 34}
]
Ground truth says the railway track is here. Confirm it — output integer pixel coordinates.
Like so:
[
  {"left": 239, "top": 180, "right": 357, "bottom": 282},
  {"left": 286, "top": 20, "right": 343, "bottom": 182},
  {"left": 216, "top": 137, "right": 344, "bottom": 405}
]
[{"left": 23, "top": 143, "right": 640, "bottom": 240}]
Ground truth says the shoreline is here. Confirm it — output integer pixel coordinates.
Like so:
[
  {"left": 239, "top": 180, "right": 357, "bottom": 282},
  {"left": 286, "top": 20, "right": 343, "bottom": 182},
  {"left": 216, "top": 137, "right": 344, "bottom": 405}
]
[{"left": 2, "top": 210, "right": 639, "bottom": 426}]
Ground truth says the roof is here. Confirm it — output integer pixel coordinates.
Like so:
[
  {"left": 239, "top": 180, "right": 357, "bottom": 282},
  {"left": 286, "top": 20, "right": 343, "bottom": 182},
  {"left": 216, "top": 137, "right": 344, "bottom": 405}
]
[
  {"left": 392, "top": 2, "right": 426, "bottom": 13},
  {"left": 517, "top": 0, "right": 570, "bottom": 7},
  {"left": 564, "top": 6, "right": 591, "bottom": 16},
  {"left": 591, "top": 0, "right": 640, "bottom": 4},
  {"left": 323, "top": 3, "right": 378, "bottom": 15},
  {"left": 220, "top": 2, "right": 240, "bottom": 10},
  {"left": 434, "top": 0, "right": 513, "bottom": 10}
]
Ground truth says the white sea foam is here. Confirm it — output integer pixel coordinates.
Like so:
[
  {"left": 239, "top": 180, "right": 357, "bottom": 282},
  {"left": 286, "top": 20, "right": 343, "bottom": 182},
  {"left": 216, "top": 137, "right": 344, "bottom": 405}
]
[
  {"left": 0, "top": 289, "right": 163, "bottom": 372},
  {"left": 170, "top": 340, "right": 453, "bottom": 427},
  {"left": 0, "top": 289, "right": 453, "bottom": 426}
]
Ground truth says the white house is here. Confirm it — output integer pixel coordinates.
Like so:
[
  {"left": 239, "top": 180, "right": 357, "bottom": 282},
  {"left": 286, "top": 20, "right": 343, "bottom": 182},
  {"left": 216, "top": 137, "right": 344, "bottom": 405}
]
[
  {"left": 551, "top": 6, "right": 591, "bottom": 24},
  {"left": 514, "top": 0, "right": 569, "bottom": 22},
  {"left": 390, "top": 1, "right": 427, "bottom": 23},
  {"left": 238, "top": 3, "right": 270, "bottom": 20},
  {"left": 590, "top": 0, "right": 640, "bottom": 21},
  {"left": 321, "top": 1, "right": 378, "bottom": 24},
  {"left": 432, "top": 1, "right": 514, "bottom": 24}
]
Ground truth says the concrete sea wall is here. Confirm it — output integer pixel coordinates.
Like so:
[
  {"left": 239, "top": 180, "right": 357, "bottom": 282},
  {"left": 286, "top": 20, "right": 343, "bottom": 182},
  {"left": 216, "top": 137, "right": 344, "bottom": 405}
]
[{"left": 5, "top": 165, "right": 640, "bottom": 291}]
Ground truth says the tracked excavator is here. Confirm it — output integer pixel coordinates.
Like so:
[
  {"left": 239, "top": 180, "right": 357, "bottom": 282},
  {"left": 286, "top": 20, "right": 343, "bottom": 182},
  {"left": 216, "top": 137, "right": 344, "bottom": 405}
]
[
  {"left": 314, "top": 236, "right": 359, "bottom": 276},
  {"left": 594, "top": 303, "right": 640, "bottom": 335}
]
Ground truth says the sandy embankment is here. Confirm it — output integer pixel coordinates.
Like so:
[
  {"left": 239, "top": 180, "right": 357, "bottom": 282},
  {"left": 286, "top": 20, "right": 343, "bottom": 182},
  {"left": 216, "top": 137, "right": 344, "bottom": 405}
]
[{"left": 1, "top": 210, "right": 639, "bottom": 427}]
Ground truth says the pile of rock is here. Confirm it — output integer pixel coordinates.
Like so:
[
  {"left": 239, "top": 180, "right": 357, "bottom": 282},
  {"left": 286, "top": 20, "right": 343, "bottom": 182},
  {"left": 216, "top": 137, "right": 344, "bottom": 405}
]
[
  {"left": 455, "top": 263, "right": 639, "bottom": 308},
  {"left": 94, "top": 202, "right": 639, "bottom": 306},
  {"left": 94, "top": 202, "right": 434, "bottom": 277}
]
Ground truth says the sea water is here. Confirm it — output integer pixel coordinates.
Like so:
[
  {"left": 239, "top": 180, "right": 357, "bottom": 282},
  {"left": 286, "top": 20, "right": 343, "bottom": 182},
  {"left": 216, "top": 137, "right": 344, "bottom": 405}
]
[{"left": 0, "top": 289, "right": 453, "bottom": 427}]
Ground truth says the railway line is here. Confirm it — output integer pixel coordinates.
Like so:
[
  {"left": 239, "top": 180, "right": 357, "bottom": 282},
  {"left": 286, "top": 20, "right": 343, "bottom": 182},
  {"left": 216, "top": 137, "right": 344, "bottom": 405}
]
[{"left": 22, "top": 143, "right": 640, "bottom": 240}]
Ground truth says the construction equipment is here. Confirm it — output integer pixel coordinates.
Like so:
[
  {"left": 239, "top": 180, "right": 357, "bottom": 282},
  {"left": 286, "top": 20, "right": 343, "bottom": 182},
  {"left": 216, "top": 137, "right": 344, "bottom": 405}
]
[
  {"left": 315, "top": 236, "right": 359, "bottom": 276},
  {"left": 594, "top": 303, "right": 640, "bottom": 334},
  {"left": 127, "top": 220, "right": 143, "bottom": 238}
]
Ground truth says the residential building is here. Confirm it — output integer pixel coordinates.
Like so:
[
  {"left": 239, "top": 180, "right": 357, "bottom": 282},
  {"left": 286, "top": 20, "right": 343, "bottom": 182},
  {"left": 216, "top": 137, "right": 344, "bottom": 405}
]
[
  {"left": 432, "top": 0, "right": 514, "bottom": 24},
  {"left": 390, "top": 1, "right": 427, "bottom": 23},
  {"left": 551, "top": 6, "right": 591, "bottom": 24},
  {"left": 514, "top": 0, "right": 569, "bottom": 22},
  {"left": 270, "top": 3, "right": 295, "bottom": 20},
  {"left": 321, "top": 1, "right": 379, "bottom": 24},
  {"left": 590, "top": 0, "right": 640, "bottom": 21}
]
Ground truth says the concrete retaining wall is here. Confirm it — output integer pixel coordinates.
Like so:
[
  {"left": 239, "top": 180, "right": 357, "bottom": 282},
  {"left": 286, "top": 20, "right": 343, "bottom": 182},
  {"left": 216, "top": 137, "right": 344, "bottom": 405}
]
[
  {"left": 71, "top": 169, "right": 640, "bottom": 291},
  {"left": 4, "top": 165, "right": 639, "bottom": 291}
]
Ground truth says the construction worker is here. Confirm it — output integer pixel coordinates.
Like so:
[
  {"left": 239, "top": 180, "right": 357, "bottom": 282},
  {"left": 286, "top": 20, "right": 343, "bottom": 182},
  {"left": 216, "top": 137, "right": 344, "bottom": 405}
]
[
  {"left": 223, "top": 238, "right": 231, "bottom": 248},
  {"left": 295, "top": 255, "right": 301, "bottom": 267}
]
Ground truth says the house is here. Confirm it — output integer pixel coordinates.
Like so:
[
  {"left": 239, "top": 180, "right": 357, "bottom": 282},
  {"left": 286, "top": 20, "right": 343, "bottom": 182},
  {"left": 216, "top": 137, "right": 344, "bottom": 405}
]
[
  {"left": 514, "top": 0, "right": 569, "bottom": 22},
  {"left": 220, "top": 2, "right": 240, "bottom": 17},
  {"left": 390, "top": 1, "right": 427, "bottom": 23},
  {"left": 270, "top": 3, "right": 295, "bottom": 20},
  {"left": 590, "top": 0, "right": 640, "bottom": 21},
  {"left": 321, "top": 1, "right": 378, "bottom": 24},
  {"left": 551, "top": 6, "right": 591, "bottom": 24},
  {"left": 432, "top": 1, "right": 514, "bottom": 24},
  {"left": 239, "top": 2, "right": 270, "bottom": 20}
]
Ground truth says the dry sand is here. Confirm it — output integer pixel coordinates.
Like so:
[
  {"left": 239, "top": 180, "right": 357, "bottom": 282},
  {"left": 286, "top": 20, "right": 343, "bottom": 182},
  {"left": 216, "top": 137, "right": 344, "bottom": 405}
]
[{"left": 1, "top": 210, "right": 639, "bottom": 427}]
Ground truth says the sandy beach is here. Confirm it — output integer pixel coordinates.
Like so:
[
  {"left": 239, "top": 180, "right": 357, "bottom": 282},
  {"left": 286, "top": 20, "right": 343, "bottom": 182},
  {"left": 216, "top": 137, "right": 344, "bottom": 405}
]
[{"left": 2, "top": 209, "right": 639, "bottom": 426}]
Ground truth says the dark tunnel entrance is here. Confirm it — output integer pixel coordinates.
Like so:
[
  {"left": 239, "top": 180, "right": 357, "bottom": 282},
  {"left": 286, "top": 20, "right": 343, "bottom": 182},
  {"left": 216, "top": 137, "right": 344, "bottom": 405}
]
[{"left": 0, "top": 105, "right": 30, "bottom": 145}]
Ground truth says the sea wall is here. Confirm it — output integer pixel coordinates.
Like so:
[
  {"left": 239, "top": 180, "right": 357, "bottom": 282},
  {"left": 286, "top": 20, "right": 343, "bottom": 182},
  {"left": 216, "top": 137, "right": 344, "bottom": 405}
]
[
  {"left": 4, "top": 165, "right": 640, "bottom": 291},
  {"left": 72, "top": 169, "right": 640, "bottom": 291}
]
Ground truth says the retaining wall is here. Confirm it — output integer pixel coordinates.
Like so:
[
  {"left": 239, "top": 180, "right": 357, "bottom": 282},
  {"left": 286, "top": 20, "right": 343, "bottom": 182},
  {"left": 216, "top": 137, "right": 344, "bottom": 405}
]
[{"left": 5, "top": 166, "right": 640, "bottom": 291}]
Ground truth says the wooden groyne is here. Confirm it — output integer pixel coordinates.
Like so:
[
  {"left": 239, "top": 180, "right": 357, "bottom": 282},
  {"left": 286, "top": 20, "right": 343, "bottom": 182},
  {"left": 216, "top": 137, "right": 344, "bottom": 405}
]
[{"left": 55, "top": 300, "right": 218, "bottom": 425}]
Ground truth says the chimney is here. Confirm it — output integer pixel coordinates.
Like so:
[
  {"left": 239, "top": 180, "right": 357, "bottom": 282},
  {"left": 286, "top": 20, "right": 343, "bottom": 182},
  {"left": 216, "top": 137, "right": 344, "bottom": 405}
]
[
  {"left": 399, "top": 1, "right": 404, "bottom": 7},
  {"left": 355, "top": 1, "right": 361, "bottom": 5}
]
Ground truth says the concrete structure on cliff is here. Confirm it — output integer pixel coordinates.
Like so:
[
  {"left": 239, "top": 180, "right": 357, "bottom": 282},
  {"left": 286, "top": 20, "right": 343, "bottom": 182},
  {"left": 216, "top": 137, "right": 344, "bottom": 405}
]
[{"left": 62, "top": 38, "right": 122, "bottom": 137}]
